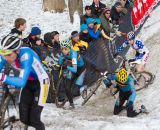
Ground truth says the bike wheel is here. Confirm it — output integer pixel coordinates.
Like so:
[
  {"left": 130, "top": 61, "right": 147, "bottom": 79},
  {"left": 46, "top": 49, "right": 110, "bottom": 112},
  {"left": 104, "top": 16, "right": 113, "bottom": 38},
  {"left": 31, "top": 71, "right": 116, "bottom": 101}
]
[
  {"left": 55, "top": 77, "right": 68, "bottom": 108},
  {"left": 135, "top": 71, "right": 154, "bottom": 91},
  {"left": 81, "top": 78, "right": 102, "bottom": 106},
  {"left": 0, "top": 91, "right": 20, "bottom": 130}
]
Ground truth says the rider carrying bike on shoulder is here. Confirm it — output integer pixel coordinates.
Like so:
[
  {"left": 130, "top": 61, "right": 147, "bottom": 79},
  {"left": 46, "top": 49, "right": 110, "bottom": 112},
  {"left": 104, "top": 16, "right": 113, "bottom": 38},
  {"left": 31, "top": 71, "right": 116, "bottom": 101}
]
[
  {"left": 116, "top": 31, "right": 149, "bottom": 72},
  {"left": 58, "top": 39, "right": 86, "bottom": 108},
  {"left": 103, "top": 68, "right": 143, "bottom": 117},
  {"left": 0, "top": 34, "right": 49, "bottom": 130}
]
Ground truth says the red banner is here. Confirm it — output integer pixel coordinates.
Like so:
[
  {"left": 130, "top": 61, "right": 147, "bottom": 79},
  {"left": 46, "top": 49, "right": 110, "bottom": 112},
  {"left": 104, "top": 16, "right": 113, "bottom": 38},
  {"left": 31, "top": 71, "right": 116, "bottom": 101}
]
[{"left": 132, "top": 0, "right": 159, "bottom": 29}]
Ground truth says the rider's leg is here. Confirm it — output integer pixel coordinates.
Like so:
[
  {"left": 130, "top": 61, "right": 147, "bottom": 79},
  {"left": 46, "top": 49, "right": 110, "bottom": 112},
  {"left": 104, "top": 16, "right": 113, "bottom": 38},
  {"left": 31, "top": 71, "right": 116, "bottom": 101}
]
[
  {"left": 19, "top": 81, "right": 34, "bottom": 126},
  {"left": 113, "top": 92, "right": 126, "bottom": 115},
  {"left": 65, "top": 78, "right": 74, "bottom": 104},
  {"left": 29, "top": 103, "right": 45, "bottom": 130}
]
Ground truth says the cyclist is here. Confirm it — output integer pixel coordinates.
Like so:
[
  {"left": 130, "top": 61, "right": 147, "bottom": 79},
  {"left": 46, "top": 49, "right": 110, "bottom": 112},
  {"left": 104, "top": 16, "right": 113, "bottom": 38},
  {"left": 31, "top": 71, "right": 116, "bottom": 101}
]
[
  {"left": 58, "top": 39, "right": 86, "bottom": 108},
  {"left": 103, "top": 68, "right": 143, "bottom": 117},
  {"left": 117, "top": 31, "right": 149, "bottom": 72},
  {"left": 0, "top": 34, "right": 49, "bottom": 130}
]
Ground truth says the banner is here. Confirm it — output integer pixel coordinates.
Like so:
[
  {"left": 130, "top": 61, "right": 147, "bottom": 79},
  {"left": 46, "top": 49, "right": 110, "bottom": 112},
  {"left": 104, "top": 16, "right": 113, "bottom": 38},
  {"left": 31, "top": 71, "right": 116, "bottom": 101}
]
[{"left": 132, "top": 0, "right": 159, "bottom": 29}]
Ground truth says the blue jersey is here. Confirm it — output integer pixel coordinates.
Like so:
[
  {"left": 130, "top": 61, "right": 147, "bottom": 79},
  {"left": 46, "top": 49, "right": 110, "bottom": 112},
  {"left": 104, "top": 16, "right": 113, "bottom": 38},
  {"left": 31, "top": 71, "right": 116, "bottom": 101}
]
[
  {"left": 0, "top": 47, "right": 49, "bottom": 89},
  {"left": 107, "top": 74, "right": 136, "bottom": 103},
  {"left": 117, "top": 39, "right": 149, "bottom": 60},
  {"left": 59, "top": 49, "right": 84, "bottom": 73}
]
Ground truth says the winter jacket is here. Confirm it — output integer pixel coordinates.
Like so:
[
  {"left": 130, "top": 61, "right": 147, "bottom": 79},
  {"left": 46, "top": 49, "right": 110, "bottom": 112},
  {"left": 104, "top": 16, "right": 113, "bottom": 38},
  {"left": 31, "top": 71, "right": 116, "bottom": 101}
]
[
  {"left": 10, "top": 28, "right": 23, "bottom": 38},
  {"left": 88, "top": 27, "right": 101, "bottom": 40},
  {"left": 99, "top": 13, "right": 114, "bottom": 36},
  {"left": 79, "top": 32, "right": 93, "bottom": 43},
  {"left": 91, "top": 2, "right": 106, "bottom": 18}
]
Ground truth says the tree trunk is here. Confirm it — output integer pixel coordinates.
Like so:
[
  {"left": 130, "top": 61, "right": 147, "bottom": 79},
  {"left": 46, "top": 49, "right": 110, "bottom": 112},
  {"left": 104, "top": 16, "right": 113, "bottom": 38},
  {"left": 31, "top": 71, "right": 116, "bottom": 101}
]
[
  {"left": 43, "top": 0, "right": 66, "bottom": 13},
  {"left": 68, "top": 0, "right": 83, "bottom": 23}
]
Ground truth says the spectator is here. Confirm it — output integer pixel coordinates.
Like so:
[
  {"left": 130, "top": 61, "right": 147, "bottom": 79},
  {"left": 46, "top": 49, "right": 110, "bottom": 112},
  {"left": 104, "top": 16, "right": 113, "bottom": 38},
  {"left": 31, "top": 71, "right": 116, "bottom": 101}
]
[
  {"left": 94, "top": 18, "right": 113, "bottom": 41},
  {"left": 111, "top": 2, "right": 127, "bottom": 25},
  {"left": 86, "top": 18, "right": 101, "bottom": 40},
  {"left": 71, "top": 31, "right": 88, "bottom": 55},
  {"left": 10, "top": 18, "right": 26, "bottom": 39},
  {"left": 91, "top": 0, "right": 106, "bottom": 18},
  {"left": 23, "top": 27, "right": 44, "bottom": 57},
  {"left": 80, "top": 5, "right": 96, "bottom": 24},
  {"left": 119, "top": 0, "right": 134, "bottom": 8},
  {"left": 100, "top": 8, "right": 122, "bottom": 37},
  {"left": 79, "top": 24, "right": 92, "bottom": 43}
]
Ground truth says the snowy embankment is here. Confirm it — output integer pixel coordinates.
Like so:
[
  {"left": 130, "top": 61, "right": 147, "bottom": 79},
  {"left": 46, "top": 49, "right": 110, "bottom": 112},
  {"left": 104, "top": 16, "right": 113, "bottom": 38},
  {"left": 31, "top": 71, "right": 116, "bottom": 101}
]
[{"left": 0, "top": 0, "right": 160, "bottom": 130}]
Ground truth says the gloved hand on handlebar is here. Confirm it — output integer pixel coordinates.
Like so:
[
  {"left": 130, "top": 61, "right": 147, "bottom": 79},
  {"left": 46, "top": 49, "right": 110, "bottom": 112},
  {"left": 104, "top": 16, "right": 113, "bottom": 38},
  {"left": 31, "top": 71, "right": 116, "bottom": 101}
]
[{"left": 103, "top": 79, "right": 112, "bottom": 88}]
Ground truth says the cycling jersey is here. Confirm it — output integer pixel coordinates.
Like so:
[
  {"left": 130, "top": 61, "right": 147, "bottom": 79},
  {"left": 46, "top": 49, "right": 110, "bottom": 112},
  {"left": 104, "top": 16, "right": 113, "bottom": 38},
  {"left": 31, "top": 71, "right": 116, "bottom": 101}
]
[
  {"left": 0, "top": 47, "right": 49, "bottom": 106},
  {"left": 117, "top": 39, "right": 149, "bottom": 62},
  {"left": 59, "top": 49, "right": 85, "bottom": 73},
  {"left": 106, "top": 74, "right": 136, "bottom": 103}
]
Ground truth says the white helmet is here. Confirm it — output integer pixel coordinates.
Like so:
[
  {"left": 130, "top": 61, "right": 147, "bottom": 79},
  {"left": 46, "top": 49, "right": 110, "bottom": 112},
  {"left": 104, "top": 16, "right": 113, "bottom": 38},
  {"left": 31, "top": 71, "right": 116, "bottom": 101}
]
[{"left": 0, "top": 34, "right": 22, "bottom": 55}]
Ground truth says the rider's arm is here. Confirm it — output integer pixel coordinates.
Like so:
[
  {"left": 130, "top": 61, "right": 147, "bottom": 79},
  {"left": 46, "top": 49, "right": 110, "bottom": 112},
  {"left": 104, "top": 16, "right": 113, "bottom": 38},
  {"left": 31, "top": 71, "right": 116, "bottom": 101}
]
[
  {"left": 0, "top": 56, "right": 7, "bottom": 72},
  {"left": 117, "top": 41, "right": 129, "bottom": 53},
  {"left": 58, "top": 53, "right": 64, "bottom": 65},
  {"left": 3, "top": 53, "right": 33, "bottom": 88},
  {"left": 128, "top": 76, "right": 136, "bottom": 103},
  {"left": 107, "top": 73, "right": 117, "bottom": 80}
]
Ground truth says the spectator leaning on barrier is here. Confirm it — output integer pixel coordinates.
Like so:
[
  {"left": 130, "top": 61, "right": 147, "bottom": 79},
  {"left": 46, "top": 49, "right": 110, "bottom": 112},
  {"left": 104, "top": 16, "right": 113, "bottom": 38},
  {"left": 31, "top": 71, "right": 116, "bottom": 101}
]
[
  {"left": 91, "top": 0, "right": 106, "bottom": 18},
  {"left": 94, "top": 18, "right": 113, "bottom": 41},
  {"left": 79, "top": 24, "right": 93, "bottom": 43},
  {"left": 86, "top": 18, "right": 101, "bottom": 40},
  {"left": 10, "top": 18, "right": 27, "bottom": 39},
  {"left": 80, "top": 5, "right": 96, "bottom": 24},
  {"left": 100, "top": 8, "right": 123, "bottom": 37},
  {"left": 111, "top": 2, "right": 127, "bottom": 25}
]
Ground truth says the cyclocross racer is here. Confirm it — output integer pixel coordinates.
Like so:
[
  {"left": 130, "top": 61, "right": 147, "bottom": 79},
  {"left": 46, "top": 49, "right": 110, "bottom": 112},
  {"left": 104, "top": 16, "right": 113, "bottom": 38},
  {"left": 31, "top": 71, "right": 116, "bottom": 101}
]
[
  {"left": 0, "top": 34, "right": 49, "bottom": 130},
  {"left": 117, "top": 31, "right": 149, "bottom": 72},
  {"left": 58, "top": 39, "right": 86, "bottom": 108}
]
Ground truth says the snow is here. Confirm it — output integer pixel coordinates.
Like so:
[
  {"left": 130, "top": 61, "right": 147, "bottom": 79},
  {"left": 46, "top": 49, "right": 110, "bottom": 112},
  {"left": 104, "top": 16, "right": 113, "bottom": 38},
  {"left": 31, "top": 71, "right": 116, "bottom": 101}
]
[{"left": 0, "top": 0, "right": 160, "bottom": 130}]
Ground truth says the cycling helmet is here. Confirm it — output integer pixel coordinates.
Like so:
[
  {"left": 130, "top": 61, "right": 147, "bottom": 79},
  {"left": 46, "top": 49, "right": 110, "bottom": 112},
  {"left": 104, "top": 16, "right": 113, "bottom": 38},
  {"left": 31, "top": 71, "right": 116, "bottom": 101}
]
[
  {"left": 60, "top": 39, "right": 72, "bottom": 49},
  {"left": 117, "top": 68, "right": 129, "bottom": 84},
  {"left": 0, "top": 34, "right": 22, "bottom": 55},
  {"left": 127, "top": 31, "right": 135, "bottom": 40}
]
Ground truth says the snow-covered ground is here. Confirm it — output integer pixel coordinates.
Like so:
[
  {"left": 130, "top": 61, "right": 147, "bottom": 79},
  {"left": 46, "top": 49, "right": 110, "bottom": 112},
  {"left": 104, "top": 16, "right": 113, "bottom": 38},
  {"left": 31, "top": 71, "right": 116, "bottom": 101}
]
[{"left": 0, "top": 0, "right": 160, "bottom": 130}]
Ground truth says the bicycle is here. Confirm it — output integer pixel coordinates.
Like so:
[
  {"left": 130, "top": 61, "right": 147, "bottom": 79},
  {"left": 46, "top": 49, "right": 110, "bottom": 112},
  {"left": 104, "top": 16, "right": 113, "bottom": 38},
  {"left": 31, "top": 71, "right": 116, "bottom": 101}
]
[
  {"left": 0, "top": 65, "right": 28, "bottom": 130},
  {"left": 81, "top": 56, "right": 155, "bottom": 106}
]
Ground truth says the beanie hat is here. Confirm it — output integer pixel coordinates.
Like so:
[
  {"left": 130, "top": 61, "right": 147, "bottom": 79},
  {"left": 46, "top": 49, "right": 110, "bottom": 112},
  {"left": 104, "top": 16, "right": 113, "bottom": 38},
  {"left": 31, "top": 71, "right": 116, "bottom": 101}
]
[
  {"left": 80, "top": 24, "right": 88, "bottom": 32},
  {"left": 31, "top": 27, "right": 41, "bottom": 36},
  {"left": 71, "top": 31, "right": 79, "bottom": 38},
  {"left": 86, "top": 18, "right": 95, "bottom": 25},
  {"left": 85, "top": 5, "right": 91, "bottom": 10}
]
